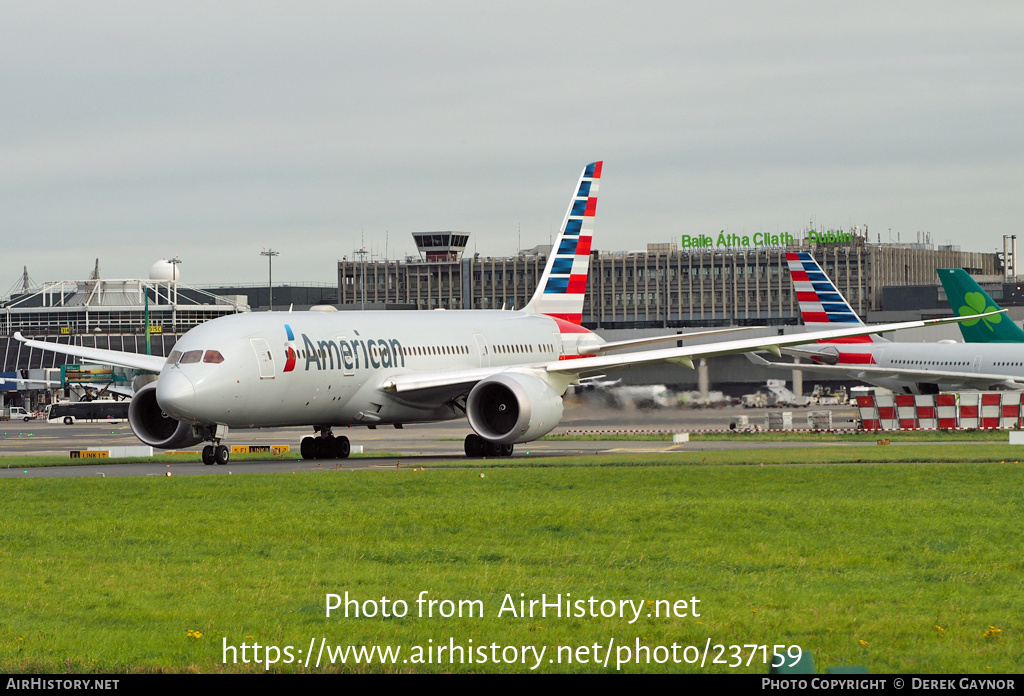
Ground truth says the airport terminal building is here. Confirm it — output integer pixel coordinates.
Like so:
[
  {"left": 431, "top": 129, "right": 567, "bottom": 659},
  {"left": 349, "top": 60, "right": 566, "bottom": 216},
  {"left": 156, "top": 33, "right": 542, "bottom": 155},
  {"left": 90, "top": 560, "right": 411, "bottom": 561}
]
[
  {"left": 333, "top": 230, "right": 1013, "bottom": 394},
  {"left": 1, "top": 262, "right": 338, "bottom": 375},
  {"left": 338, "top": 230, "right": 1003, "bottom": 328},
  {"left": 0, "top": 261, "right": 248, "bottom": 403}
]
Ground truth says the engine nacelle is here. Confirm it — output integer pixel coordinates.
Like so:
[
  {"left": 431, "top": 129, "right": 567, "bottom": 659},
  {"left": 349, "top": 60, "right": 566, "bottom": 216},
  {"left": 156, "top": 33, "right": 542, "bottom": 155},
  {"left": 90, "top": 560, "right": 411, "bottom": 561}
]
[
  {"left": 466, "top": 372, "right": 564, "bottom": 444},
  {"left": 128, "top": 382, "right": 205, "bottom": 449}
]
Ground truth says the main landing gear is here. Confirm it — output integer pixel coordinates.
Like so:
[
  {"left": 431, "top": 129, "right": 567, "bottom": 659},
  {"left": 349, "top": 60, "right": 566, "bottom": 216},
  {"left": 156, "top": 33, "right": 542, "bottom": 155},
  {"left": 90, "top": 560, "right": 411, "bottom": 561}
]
[
  {"left": 202, "top": 444, "right": 230, "bottom": 466},
  {"left": 300, "top": 430, "right": 351, "bottom": 460},
  {"left": 464, "top": 433, "right": 514, "bottom": 458}
]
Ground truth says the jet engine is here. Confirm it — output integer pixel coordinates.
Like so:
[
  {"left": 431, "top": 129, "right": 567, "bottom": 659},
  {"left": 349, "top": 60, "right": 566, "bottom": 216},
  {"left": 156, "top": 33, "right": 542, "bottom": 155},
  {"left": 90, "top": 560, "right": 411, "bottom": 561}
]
[
  {"left": 466, "top": 372, "right": 564, "bottom": 444},
  {"left": 128, "top": 382, "right": 205, "bottom": 449}
]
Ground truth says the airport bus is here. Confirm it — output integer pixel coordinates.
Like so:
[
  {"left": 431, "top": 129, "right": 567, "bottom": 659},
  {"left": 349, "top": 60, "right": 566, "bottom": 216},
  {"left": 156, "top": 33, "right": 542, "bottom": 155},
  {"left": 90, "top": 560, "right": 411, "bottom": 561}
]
[{"left": 47, "top": 400, "right": 130, "bottom": 425}]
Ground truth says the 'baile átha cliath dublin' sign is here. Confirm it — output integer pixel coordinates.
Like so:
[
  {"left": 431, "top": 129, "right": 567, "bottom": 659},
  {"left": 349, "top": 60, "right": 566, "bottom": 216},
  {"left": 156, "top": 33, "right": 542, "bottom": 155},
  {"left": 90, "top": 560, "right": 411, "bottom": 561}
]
[{"left": 680, "top": 230, "right": 852, "bottom": 248}]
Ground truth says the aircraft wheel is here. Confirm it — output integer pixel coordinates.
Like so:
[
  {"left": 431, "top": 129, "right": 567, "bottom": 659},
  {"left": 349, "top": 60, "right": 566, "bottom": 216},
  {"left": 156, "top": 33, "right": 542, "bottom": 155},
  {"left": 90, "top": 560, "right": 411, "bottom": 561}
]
[
  {"left": 202, "top": 445, "right": 215, "bottom": 466},
  {"left": 215, "top": 445, "right": 230, "bottom": 465},
  {"left": 321, "top": 436, "right": 339, "bottom": 459},
  {"left": 338, "top": 436, "right": 350, "bottom": 459},
  {"left": 300, "top": 436, "right": 315, "bottom": 460},
  {"left": 464, "top": 434, "right": 484, "bottom": 457},
  {"left": 485, "top": 440, "right": 503, "bottom": 458},
  {"left": 500, "top": 443, "right": 514, "bottom": 457}
]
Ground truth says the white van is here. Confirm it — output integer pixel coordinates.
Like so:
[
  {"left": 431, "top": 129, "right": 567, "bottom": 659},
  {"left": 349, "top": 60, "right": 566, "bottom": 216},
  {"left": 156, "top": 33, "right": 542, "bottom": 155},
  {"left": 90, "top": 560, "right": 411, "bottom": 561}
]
[{"left": 4, "top": 406, "right": 33, "bottom": 421}]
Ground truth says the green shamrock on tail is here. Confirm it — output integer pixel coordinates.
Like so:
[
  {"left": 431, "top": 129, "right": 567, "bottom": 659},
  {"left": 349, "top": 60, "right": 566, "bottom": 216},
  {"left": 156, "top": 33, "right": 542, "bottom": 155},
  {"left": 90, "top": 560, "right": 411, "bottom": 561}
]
[{"left": 958, "top": 292, "right": 1001, "bottom": 330}]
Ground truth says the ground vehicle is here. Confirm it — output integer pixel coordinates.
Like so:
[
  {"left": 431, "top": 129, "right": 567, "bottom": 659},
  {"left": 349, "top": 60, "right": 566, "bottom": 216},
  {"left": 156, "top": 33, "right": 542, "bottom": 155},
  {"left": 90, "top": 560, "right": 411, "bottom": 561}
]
[
  {"left": 742, "top": 380, "right": 808, "bottom": 408},
  {"left": 1, "top": 406, "right": 34, "bottom": 421},
  {"left": 809, "top": 384, "right": 848, "bottom": 406},
  {"left": 47, "top": 400, "right": 130, "bottom": 425}
]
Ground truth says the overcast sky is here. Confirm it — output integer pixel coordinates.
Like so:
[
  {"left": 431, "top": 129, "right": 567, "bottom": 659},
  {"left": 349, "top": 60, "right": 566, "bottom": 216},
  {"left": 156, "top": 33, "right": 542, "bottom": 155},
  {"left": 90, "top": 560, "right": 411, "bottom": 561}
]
[{"left": 2, "top": 1, "right": 1022, "bottom": 290}]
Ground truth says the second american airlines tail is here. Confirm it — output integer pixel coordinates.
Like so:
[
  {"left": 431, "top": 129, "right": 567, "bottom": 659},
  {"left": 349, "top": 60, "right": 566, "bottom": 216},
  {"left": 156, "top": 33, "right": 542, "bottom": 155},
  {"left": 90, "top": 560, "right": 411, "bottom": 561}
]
[
  {"left": 789, "top": 254, "right": 1024, "bottom": 346},
  {"left": 786, "top": 251, "right": 886, "bottom": 346},
  {"left": 758, "top": 254, "right": 1024, "bottom": 394},
  {"left": 15, "top": 163, "right": 993, "bottom": 463}
]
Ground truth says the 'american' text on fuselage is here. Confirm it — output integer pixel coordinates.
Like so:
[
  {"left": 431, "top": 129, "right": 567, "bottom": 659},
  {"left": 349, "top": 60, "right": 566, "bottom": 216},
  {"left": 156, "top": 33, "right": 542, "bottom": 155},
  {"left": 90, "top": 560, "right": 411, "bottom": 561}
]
[{"left": 298, "top": 333, "right": 406, "bottom": 372}]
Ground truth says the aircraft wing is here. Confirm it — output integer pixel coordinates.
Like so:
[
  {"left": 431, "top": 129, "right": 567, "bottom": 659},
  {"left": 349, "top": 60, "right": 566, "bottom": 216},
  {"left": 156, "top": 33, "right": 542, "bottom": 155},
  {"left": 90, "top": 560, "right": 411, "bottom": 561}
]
[
  {"left": 383, "top": 311, "right": 1003, "bottom": 398},
  {"left": 745, "top": 352, "right": 1024, "bottom": 391},
  {"left": 13, "top": 333, "right": 167, "bottom": 373},
  {"left": 578, "top": 326, "right": 756, "bottom": 354},
  {"left": 544, "top": 313, "right": 998, "bottom": 377}
]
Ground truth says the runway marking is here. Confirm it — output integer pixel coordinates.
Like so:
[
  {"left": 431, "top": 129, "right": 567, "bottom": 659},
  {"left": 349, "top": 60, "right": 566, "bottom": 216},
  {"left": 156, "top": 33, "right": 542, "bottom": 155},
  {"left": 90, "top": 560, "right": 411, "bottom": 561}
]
[
  {"left": 0, "top": 436, "right": 60, "bottom": 441},
  {"left": 603, "top": 447, "right": 680, "bottom": 453}
]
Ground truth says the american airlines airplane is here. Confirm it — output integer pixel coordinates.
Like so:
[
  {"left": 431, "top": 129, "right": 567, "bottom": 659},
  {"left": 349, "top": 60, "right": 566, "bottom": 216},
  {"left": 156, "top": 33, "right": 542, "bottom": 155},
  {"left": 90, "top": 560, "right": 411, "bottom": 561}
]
[
  {"left": 15, "top": 163, "right": 990, "bottom": 464},
  {"left": 748, "top": 252, "right": 1024, "bottom": 394}
]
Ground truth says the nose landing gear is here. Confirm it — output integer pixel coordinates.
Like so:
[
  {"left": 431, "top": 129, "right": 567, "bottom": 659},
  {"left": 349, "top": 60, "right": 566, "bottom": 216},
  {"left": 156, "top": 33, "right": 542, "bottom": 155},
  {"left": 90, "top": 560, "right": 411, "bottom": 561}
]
[
  {"left": 202, "top": 444, "right": 230, "bottom": 465},
  {"left": 199, "top": 425, "right": 231, "bottom": 466}
]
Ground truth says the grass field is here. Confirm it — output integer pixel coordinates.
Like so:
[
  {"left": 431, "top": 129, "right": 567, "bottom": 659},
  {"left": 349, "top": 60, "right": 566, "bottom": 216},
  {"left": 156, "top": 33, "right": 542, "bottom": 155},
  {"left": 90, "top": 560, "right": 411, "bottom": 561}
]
[
  {"left": 432, "top": 444, "right": 1024, "bottom": 468},
  {"left": 1, "top": 450, "right": 1020, "bottom": 674}
]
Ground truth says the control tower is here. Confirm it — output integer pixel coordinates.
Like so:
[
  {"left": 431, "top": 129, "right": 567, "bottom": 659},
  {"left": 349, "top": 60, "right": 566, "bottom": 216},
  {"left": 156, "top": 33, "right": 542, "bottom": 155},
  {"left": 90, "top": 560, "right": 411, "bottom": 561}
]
[{"left": 412, "top": 232, "right": 469, "bottom": 262}]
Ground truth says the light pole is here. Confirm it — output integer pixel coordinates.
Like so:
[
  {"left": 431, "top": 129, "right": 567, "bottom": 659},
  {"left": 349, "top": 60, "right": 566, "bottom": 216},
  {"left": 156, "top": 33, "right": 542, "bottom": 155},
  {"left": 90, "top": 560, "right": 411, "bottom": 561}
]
[
  {"left": 355, "top": 246, "right": 368, "bottom": 310},
  {"left": 168, "top": 256, "right": 182, "bottom": 323},
  {"left": 261, "top": 247, "right": 279, "bottom": 311}
]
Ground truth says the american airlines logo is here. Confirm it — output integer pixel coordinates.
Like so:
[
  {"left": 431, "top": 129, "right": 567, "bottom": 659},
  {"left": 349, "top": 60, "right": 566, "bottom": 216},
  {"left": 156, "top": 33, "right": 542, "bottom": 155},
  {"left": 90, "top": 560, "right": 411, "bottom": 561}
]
[{"left": 283, "top": 325, "right": 406, "bottom": 373}]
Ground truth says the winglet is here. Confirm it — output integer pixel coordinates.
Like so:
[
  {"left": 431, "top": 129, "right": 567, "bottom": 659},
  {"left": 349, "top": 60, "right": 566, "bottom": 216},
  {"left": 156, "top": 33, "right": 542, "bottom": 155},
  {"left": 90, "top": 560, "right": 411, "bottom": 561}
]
[{"left": 523, "top": 161, "right": 602, "bottom": 325}]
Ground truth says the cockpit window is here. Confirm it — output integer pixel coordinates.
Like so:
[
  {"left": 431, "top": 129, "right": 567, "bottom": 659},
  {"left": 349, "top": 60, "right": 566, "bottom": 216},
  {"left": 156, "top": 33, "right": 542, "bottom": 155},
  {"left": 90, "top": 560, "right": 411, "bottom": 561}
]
[
  {"left": 168, "top": 350, "right": 182, "bottom": 364},
  {"left": 179, "top": 350, "right": 203, "bottom": 364},
  {"left": 203, "top": 350, "right": 225, "bottom": 364}
]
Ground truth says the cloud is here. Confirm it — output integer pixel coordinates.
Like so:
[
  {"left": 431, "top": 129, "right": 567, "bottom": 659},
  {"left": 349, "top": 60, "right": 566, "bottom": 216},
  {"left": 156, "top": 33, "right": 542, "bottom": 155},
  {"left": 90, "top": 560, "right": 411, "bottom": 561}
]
[{"left": 1, "top": 1, "right": 1022, "bottom": 286}]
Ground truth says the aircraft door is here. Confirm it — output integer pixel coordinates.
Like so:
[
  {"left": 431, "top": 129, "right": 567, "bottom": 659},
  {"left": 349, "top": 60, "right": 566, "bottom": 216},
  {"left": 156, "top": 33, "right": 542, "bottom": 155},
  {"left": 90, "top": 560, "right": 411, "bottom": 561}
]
[
  {"left": 251, "top": 338, "right": 275, "bottom": 379},
  {"left": 473, "top": 333, "right": 490, "bottom": 367},
  {"left": 973, "top": 355, "right": 982, "bottom": 373}
]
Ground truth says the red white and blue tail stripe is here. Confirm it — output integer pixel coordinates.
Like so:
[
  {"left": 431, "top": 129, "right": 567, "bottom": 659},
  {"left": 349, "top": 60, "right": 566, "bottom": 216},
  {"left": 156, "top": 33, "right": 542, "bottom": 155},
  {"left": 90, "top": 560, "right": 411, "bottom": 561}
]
[
  {"left": 786, "top": 251, "right": 886, "bottom": 352},
  {"left": 523, "top": 161, "right": 601, "bottom": 327},
  {"left": 786, "top": 251, "right": 862, "bottom": 327}
]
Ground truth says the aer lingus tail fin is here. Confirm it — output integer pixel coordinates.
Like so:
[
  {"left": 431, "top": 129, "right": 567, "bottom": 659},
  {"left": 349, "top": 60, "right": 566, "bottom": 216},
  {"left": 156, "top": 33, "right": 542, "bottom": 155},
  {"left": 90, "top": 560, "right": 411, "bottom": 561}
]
[{"left": 938, "top": 268, "right": 1024, "bottom": 343}]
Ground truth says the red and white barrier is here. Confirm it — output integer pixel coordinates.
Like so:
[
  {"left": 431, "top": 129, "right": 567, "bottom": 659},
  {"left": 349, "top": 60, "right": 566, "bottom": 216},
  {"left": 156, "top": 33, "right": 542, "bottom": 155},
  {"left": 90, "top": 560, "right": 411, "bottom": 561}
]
[
  {"left": 857, "top": 391, "right": 1024, "bottom": 431},
  {"left": 936, "top": 394, "right": 958, "bottom": 429}
]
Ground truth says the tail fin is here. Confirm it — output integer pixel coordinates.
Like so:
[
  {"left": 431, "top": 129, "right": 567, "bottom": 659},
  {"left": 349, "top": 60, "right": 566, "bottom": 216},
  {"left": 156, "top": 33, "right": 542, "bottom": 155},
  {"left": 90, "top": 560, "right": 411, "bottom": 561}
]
[
  {"left": 785, "top": 251, "right": 886, "bottom": 344},
  {"left": 523, "top": 161, "right": 601, "bottom": 324},
  {"left": 938, "top": 268, "right": 1024, "bottom": 342}
]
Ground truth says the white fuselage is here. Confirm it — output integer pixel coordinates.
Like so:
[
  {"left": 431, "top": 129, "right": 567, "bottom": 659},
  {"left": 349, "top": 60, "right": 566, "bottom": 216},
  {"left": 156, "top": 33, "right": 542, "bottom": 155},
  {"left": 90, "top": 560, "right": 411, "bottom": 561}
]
[
  {"left": 806, "top": 340, "right": 1024, "bottom": 393},
  {"left": 156, "top": 309, "right": 584, "bottom": 429}
]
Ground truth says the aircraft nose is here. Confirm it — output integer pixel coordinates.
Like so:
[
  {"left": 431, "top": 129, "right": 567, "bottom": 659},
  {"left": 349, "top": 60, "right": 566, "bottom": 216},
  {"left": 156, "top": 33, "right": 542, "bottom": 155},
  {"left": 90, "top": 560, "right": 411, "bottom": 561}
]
[{"left": 156, "top": 370, "right": 196, "bottom": 419}]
